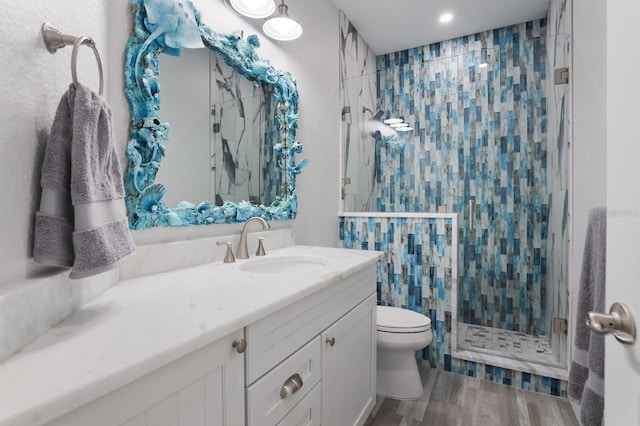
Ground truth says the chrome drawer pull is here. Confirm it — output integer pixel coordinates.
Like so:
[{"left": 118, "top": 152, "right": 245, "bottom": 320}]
[{"left": 280, "top": 373, "right": 303, "bottom": 399}]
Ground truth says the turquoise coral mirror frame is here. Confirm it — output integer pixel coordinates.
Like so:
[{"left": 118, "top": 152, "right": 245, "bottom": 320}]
[{"left": 124, "top": 0, "right": 305, "bottom": 229}]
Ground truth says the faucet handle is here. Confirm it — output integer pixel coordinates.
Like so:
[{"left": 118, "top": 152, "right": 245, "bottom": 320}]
[
  {"left": 217, "top": 241, "right": 236, "bottom": 263},
  {"left": 256, "top": 236, "right": 267, "bottom": 256}
]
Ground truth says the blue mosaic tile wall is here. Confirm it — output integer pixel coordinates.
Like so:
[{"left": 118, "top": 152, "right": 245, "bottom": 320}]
[
  {"left": 340, "top": 216, "right": 454, "bottom": 370},
  {"left": 449, "top": 357, "right": 566, "bottom": 397},
  {"left": 339, "top": 215, "right": 565, "bottom": 397},
  {"left": 374, "top": 20, "right": 549, "bottom": 335}
]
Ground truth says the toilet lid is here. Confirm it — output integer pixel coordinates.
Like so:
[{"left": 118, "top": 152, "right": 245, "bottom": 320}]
[{"left": 377, "top": 306, "right": 431, "bottom": 332}]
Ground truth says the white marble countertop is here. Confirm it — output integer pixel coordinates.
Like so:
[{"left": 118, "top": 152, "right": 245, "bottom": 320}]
[{"left": 0, "top": 245, "right": 381, "bottom": 426}]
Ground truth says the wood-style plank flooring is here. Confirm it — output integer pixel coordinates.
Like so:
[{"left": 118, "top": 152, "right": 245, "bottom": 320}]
[{"left": 365, "top": 365, "right": 578, "bottom": 426}]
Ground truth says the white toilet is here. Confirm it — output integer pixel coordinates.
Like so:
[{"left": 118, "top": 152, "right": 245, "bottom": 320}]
[{"left": 376, "top": 306, "right": 433, "bottom": 400}]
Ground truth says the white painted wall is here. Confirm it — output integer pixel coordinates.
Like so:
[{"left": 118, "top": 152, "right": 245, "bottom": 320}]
[
  {"left": 571, "top": 0, "right": 606, "bottom": 354},
  {"left": 0, "top": 0, "right": 118, "bottom": 362},
  {"left": 0, "top": 0, "right": 341, "bottom": 360},
  {"left": 155, "top": 49, "right": 211, "bottom": 207}
]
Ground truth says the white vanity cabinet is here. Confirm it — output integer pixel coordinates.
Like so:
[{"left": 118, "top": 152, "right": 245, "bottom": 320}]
[
  {"left": 322, "top": 293, "right": 376, "bottom": 426},
  {"left": 10, "top": 248, "right": 381, "bottom": 426},
  {"left": 245, "top": 265, "right": 377, "bottom": 426},
  {"left": 46, "top": 330, "right": 245, "bottom": 426}
]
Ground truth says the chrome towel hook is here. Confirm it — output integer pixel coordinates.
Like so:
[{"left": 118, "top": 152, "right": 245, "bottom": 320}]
[{"left": 41, "top": 23, "right": 104, "bottom": 96}]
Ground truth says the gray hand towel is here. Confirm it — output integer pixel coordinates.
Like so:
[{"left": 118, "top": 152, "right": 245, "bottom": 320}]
[
  {"left": 34, "top": 83, "right": 135, "bottom": 278},
  {"left": 33, "top": 89, "right": 75, "bottom": 267},
  {"left": 568, "top": 207, "right": 606, "bottom": 426}
]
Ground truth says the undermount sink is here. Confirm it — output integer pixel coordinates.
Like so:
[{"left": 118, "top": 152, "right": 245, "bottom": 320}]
[{"left": 239, "top": 255, "right": 328, "bottom": 274}]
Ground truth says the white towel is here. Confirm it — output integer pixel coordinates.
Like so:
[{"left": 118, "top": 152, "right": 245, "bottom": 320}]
[{"left": 34, "top": 83, "right": 135, "bottom": 278}]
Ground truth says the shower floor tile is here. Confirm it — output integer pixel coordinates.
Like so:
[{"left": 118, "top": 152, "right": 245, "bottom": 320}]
[{"left": 457, "top": 323, "right": 557, "bottom": 365}]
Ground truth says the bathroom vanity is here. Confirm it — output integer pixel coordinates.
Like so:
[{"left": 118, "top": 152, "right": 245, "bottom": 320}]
[{"left": 0, "top": 246, "right": 381, "bottom": 426}]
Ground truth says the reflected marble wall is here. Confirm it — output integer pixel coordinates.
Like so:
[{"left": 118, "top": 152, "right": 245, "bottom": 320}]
[
  {"left": 211, "top": 54, "right": 274, "bottom": 206},
  {"left": 546, "top": 0, "right": 572, "bottom": 366},
  {"left": 340, "top": 11, "right": 378, "bottom": 211}
]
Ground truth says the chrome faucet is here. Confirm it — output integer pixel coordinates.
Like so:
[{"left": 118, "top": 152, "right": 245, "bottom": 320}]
[{"left": 237, "top": 217, "right": 270, "bottom": 259}]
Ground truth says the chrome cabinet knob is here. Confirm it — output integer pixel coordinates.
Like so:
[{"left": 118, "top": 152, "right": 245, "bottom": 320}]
[
  {"left": 587, "top": 302, "right": 636, "bottom": 344},
  {"left": 326, "top": 337, "right": 336, "bottom": 346},
  {"left": 280, "top": 373, "right": 303, "bottom": 399},
  {"left": 232, "top": 339, "right": 247, "bottom": 353}
]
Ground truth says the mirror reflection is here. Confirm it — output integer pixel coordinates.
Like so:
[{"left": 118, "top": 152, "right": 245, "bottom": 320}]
[{"left": 156, "top": 49, "right": 281, "bottom": 208}]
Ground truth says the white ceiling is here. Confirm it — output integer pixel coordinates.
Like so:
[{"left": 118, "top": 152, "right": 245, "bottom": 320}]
[{"left": 330, "top": 0, "right": 549, "bottom": 55}]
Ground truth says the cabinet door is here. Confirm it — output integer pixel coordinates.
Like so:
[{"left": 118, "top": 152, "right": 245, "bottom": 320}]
[
  {"left": 47, "top": 331, "right": 245, "bottom": 426},
  {"left": 321, "top": 293, "right": 376, "bottom": 426}
]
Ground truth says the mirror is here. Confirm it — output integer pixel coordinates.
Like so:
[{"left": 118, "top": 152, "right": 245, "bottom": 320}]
[
  {"left": 123, "top": 0, "right": 306, "bottom": 229},
  {"left": 156, "top": 50, "right": 282, "bottom": 208}
]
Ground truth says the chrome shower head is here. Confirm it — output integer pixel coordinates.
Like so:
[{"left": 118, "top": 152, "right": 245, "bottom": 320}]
[{"left": 363, "top": 107, "right": 385, "bottom": 121}]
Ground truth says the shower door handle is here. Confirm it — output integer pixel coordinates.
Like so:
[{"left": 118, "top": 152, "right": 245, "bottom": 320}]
[{"left": 587, "top": 302, "right": 636, "bottom": 344}]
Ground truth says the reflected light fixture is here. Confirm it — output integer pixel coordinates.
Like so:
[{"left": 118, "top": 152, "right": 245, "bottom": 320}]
[
  {"left": 396, "top": 126, "right": 414, "bottom": 132},
  {"left": 383, "top": 118, "right": 403, "bottom": 125},
  {"left": 229, "top": 0, "right": 276, "bottom": 18},
  {"left": 263, "top": 0, "right": 303, "bottom": 41},
  {"left": 390, "top": 122, "right": 409, "bottom": 128},
  {"left": 479, "top": 63, "right": 488, "bottom": 68}
]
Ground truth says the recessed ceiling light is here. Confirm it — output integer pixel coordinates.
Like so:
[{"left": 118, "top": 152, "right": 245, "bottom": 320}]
[
  {"left": 383, "top": 118, "right": 403, "bottom": 125},
  {"left": 439, "top": 13, "right": 453, "bottom": 23}
]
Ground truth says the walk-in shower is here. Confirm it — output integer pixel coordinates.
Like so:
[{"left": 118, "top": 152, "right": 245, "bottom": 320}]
[{"left": 339, "top": 7, "right": 571, "bottom": 392}]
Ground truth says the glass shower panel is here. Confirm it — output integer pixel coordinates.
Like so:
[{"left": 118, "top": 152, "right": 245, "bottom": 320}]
[
  {"left": 455, "top": 34, "right": 569, "bottom": 368},
  {"left": 546, "top": 32, "right": 571, "bottom": 366},
  {"left": 341, "top": 71, "right": 379, "bottom": 212}
]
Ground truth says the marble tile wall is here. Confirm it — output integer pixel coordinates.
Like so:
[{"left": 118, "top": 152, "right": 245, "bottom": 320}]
[
  {"left": 210, "top": 54, "right": 280, "bottom": 206},
  {"left": 339, "top": 11, "right": 379, "bottom": 211},
  {"left": 545, "top": 0, "right": 572, "bottom": 366}
]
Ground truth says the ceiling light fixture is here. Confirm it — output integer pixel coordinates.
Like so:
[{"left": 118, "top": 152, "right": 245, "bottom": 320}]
[
  {"left": 229, "top": 0, "right": 276, "bottom": 19},
  {"left": 263, "top": 0, "right": 303, "bottom": 41},
  {"left": 439, "top": 13, "right": 453, "bottom": 23},
  {"left": 383, "top": 118, "right": 403, "bottom": 125}
]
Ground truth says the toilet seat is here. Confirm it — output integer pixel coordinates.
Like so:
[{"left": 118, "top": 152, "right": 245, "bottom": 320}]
[{"left": 377, "top": 306, "right": 431, "bottom": 333}]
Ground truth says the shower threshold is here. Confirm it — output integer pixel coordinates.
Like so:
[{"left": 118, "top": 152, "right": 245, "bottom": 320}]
[{"left": 457, "top": 323, "right": 563, "bottom": 368}]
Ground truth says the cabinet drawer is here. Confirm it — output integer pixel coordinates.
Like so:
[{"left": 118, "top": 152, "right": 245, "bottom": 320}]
[
  {"left": 247, "top": 336, "right": 321, "bottom": 426},
  {"left": 246, "top": 266, "right": 375, "bottom": 383},
  {"left": 276, "top": 383, "right": 321, "bottom": 426}
]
